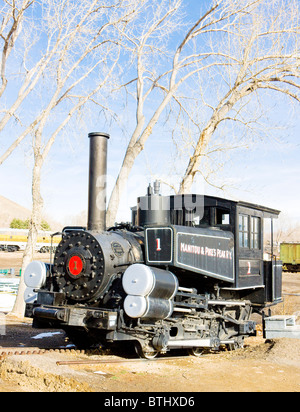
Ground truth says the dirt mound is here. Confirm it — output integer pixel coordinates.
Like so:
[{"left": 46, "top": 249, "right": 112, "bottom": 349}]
[
  {"left": 0, "top": 358, "right": 92, "bottom": 392},
  {"left": 264, "top": 338, "right": 300, "bottom": 364},
  {"left": 1, "top": 339, "right": 300, "bottom": 392},
  {"left": 234, "top": 338, "right": 300, "bottom": 366}
]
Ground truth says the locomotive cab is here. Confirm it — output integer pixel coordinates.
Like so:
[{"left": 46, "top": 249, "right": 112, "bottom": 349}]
[{"left": 135, "top": 184, "right": 282, "bottom": 305}]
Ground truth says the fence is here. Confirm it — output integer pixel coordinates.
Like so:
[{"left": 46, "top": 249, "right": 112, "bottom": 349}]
[{"left": 0, "top": 268, "right": 21, "bottom": 276}]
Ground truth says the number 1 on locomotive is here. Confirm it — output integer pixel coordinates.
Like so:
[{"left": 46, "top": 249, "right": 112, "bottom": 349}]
[{"left": 156, "top": 238, "right": 161, "bottom": 251}]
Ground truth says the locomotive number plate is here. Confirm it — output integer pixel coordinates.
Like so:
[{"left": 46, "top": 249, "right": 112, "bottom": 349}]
[{"left": 145, "top": 227, "right": 173, "bottom": 264}]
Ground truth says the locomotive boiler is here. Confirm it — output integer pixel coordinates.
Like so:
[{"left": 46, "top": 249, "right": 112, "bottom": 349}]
[{"left": 24, "top": 132, "right": 283, "bottom": 358}]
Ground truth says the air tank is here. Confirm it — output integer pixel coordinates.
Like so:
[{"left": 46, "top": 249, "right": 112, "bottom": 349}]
[
  {"left": 122, "top": 264, "right": 178, "bottom": 299},
  {"left": 122, "top": 264, "right": 178, "bottom": 320},
  {"left": 124, "top": 295, "right": 173, "bottom": 319}
]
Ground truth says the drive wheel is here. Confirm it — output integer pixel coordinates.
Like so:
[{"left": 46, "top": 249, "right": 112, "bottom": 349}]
[
  {"left": 187, "top": 347, "right": 203, "bottom": 357},
  {"left": 134, "top": 342, "right": 159, "bottom": 360},
  {"left": 63, "top": 327, "right": 102, "bottom": 350}
]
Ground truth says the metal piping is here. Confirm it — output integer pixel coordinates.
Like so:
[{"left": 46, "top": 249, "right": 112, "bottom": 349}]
[{"left": 87, "top": 132, "right": 110, "bottom": 231}]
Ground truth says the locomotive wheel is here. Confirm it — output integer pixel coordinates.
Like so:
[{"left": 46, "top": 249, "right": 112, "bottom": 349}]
[
  {"left": 63, "top": 327, "right": 103, "bottom": 350},
  {"left": 187, "top": 347, "right": 203, "bottom": 357},
  {"left": 134, "top": 342, "right": 159, "bottom": 360}
]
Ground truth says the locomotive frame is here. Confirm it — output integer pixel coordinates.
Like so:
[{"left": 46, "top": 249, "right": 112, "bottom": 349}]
[{"left": 24, "top": 132, "right": 282, "bottom": 358}]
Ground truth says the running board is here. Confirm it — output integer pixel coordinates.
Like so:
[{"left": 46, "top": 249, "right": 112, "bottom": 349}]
[{"left": 167, "top": 339, "right": 235, "bottom": 348}]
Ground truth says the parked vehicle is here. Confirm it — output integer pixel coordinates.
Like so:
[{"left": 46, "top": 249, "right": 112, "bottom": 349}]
[
  {"left": 280, "top": 243, "right": 300, "bottom": 272},
  {"left": 0, "top": 228, "right": 60, "bottom": 253}
]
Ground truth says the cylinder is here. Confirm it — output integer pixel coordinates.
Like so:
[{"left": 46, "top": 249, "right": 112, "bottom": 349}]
[
  {"left": 124, "top": 295, "right": 173, "bottom": 320},
  {"left": 87, "top": 132, "right": 110, "bottom": 231},
  {"left": 122, "top": 264, "right": 178, "bottom": 299},
  {"left": 33, "top": 307, "right": 65, "bottom": 321}
]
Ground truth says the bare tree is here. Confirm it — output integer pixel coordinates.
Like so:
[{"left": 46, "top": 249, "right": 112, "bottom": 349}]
[
  {"left": 106, "top": 0, "right": 198, "bottom": 226},
  {"left": 105, "top": 0, "right": 263, "bottom": 225},
  {"left": 0, "top": 0, "right": 137, "bottom": 165},
  {"left": 177, "top": 0, "right": 300, "bottom": 193},
  {"left": 10, "top": 0, "right": 140, "bottom": 316},
  {"left": 0, "top": 0, "right": 33, "bottom": 99},
  {"left": 105, "top": 0, "right": 299, "bottom": 226},
  {"left": 5, "top": 0, "right": 299, "bottom": 316}
]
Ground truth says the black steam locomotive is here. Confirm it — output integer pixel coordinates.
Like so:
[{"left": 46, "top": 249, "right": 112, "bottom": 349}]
[{"left": 24, "top": 133, "right": 282, "bottom": 358}]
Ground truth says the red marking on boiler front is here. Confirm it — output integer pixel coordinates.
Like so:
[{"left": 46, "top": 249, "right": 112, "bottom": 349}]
[{"left": 68, "top": 256, "right": 83, "bottom": 276}]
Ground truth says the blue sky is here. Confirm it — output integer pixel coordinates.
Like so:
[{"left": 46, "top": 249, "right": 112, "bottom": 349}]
[{"left": 0, "top": 107, "right": 299, "bottom": 229}]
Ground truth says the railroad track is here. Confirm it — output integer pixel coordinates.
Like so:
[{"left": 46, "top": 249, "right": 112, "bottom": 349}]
[
  {"left": 0, "top": 347, "right": 85, "bottom": 360},
  {"left": 0, "top": 346, "right": 196, "bottom": 363}
]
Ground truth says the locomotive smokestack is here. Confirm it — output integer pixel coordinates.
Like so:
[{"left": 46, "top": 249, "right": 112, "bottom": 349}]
[{"left": 87, "top": 132, "right": 110, "bottom": 231}]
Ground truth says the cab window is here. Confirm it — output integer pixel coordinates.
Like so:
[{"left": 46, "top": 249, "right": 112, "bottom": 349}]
[
  {"left": 239, "top": 215, "right": 249, "bottom": 248},
  {"left": 250, "top": 217, "right": 261, "bottom": 249}
]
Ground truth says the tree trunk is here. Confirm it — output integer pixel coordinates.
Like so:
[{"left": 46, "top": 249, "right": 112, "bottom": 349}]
[
  {"left": 106, "top": 143, "right": 142, "bottom": 227},
  {"left": 178, "top": 121, "right": 219, "bottom": 194},
  {"left": 178, "top": 85, "right": 255, "bottom": 194},
  {"left": 10, "top": 152, "right": 43, "bottom": 317},
  {"left": 106, "top": 89, "right": 175, "bottom": 227}
]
